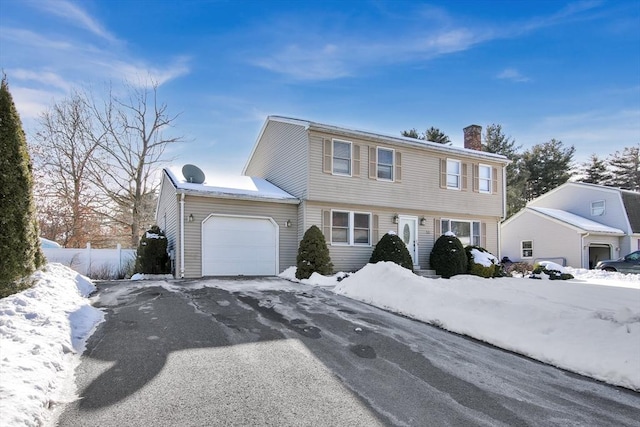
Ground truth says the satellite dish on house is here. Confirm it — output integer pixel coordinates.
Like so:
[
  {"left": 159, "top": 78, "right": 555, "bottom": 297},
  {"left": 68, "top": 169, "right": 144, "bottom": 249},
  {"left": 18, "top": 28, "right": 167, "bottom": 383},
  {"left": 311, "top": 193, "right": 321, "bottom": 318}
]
[{"left": 182, "top": 164, "right": 206, "bottom": 184}]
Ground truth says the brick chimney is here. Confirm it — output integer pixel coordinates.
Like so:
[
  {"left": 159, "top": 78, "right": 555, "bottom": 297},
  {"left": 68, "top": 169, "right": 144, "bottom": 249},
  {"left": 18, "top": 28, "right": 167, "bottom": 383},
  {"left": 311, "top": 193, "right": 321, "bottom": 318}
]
[{"left": 463, "top": 125, "right": 482, "bottom": 151}]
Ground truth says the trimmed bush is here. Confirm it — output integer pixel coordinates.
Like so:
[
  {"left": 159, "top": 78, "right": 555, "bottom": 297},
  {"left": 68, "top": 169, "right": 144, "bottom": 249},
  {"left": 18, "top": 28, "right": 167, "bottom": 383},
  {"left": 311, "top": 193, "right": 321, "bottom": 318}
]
[
  {"left": 465, "top": 246, "right": 499, "bottom": 278},
  {"left": 369, "top": 232, "right": 414, "bottom": 271},
  {"left": 135, "top": 225, "right": 170, "bottom": 274},
  {"left": 430, "top": 233, "right": 467, "bottom": 278},
  {"left": 296, "top": 225, "right": 333, "bottom": 280}
]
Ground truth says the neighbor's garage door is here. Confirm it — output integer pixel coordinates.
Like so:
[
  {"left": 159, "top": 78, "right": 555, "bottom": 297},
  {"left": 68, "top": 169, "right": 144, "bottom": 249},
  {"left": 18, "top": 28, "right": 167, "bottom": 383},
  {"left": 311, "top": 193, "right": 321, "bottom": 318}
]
[{"left": 202, "top": 215, "right": 277, "bottom": 276}]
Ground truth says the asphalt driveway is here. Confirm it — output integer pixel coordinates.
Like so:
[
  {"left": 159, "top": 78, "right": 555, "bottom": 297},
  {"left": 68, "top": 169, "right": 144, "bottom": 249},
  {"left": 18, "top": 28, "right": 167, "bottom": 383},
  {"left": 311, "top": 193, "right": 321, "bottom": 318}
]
[{"left": 55, "top": 278, "right": 640, "bottom": 426}]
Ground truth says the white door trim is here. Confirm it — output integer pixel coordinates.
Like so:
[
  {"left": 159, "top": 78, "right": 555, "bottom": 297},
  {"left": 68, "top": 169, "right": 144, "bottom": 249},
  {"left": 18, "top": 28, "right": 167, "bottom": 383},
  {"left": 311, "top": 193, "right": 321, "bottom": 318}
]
[
  {"left": 201, "top": 213, "right": 279, "bottom": 276},
  {"left": 398, "top": 215, "right": 419, "bottom": 268}
]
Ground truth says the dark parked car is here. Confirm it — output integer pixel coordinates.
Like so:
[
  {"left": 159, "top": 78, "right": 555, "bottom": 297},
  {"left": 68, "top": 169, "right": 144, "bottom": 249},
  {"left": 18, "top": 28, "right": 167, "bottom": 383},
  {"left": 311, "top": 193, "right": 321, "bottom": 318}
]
[{"left": 595, "top": 250, "right": 640, "bottom": 274}]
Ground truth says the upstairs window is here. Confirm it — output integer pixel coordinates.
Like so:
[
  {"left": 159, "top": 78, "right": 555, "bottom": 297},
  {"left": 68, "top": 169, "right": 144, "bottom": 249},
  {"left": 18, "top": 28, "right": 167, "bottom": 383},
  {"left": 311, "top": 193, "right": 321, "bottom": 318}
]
[
  {"left": 591, "top": 200, "right": 605, "bottom": 216},
  {"left": 479, "top": 164, "right": 492, "bottom": 193},
  {"left": 521, "top": 241, "right": 533, "bottom": 258},
  {"left": 377, "top": 147, "right": 394, "bottom": 181},
  {"left": 447, "top": 160, "right": 461, "bottom": 189},
  {"left": 333, "top": 140, "right": 351, "bottom": 176}
]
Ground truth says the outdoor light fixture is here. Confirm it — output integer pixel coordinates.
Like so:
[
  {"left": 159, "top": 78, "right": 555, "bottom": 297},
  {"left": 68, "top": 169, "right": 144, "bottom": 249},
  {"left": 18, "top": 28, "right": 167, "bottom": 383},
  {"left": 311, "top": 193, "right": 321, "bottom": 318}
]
[
  {"left": 393, "top": 215, "right": 399, "bottom": 224},
  {"left": 420, "top": 217, "right": 427, "bottom": 226},
  {"left": 188, "top": 214, "right": 194, "bottom": 222},
  {"left": 285, "top": 219, "right": 292, "bottom": 228}
]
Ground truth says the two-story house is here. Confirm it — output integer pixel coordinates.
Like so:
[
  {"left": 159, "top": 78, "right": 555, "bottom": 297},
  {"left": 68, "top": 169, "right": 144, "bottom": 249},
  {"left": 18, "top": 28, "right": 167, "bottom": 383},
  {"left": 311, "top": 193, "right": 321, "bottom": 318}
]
[
  {"left": 501, "top": 182, "right": 640, "bottom": 268},
  {"left": 156, "top": 116, "right": 510, "bottom": 278}
]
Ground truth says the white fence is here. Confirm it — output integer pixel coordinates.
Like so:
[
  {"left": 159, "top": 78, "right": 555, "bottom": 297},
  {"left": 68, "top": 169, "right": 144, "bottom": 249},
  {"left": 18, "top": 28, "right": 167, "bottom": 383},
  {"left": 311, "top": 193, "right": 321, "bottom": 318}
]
[{"left": 42, "top": 243, "right": 136, "bottom": 278}]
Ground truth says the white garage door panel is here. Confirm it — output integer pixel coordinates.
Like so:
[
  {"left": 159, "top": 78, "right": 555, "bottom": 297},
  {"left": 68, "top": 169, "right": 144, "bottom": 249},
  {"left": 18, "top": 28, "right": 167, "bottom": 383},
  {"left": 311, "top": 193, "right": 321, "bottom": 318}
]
[{"left": 202, "top": 216, "right": 277, "bottom": 276}]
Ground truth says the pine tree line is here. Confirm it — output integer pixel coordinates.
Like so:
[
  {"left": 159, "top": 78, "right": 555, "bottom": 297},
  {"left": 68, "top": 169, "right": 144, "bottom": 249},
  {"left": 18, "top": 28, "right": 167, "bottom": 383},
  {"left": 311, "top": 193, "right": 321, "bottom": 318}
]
[{"left": 577, "top": 147, "right": 640, "bottom": 191}]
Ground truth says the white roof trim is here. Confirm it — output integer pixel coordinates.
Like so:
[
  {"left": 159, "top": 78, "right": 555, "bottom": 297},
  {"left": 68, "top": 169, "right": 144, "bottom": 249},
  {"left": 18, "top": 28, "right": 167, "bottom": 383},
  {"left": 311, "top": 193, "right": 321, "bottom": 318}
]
[
  {"left": 246, "top": 116, "right": 510, "bottom": 167},
  {"left": 529, "top": 207, "right": 625, "bottom": 235},
  {"left": 164, "top": 167, "right": 299, "bottom": 204}
]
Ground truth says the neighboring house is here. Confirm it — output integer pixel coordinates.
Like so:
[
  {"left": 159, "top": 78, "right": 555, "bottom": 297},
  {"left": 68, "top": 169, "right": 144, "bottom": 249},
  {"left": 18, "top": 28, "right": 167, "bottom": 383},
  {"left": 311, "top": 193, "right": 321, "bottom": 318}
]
[
  {"left": 157, "top": 116, "right": 510, "bottom": 278},
  {"left": 501, "top": 182, "right": 640, "bottom": 268}
]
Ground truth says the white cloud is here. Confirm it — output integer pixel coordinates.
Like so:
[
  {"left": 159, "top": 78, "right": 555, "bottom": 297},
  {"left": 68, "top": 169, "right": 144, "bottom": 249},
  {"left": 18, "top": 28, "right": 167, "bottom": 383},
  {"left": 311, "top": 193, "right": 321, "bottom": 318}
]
[
  {"left": 9, "top": 69, "right": 72, "bottom": 91},
  {"left": 251, "top": 1, "right": 602, "bottom": 81},
  {"left": 29, "top": 0, "right": 118, "bottom": 43},
  {"left": 497, "top": 68, "right": 531, "bottom": 83}
]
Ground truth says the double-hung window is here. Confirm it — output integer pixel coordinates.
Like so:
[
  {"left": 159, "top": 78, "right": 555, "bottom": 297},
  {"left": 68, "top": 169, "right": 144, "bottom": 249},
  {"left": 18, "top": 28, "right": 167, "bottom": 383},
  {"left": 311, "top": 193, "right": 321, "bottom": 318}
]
[
  {"left": 591, "top": 200, "right": 605, "bottom": 216},
  {"left": 441, "top": 219, "right": 481, "bottom": 246},
  {"left": 521, "top": 241, "right": 533, "bottom": 258},
  {"left": 377, "top": 147, "right": 394, "bottom": 181},
  {"left": 479, "top": 164, "right": 492, "bottom": 193},
  {"left": 333, "top": 140, "right": 352, "bottom": 176},
  {"left": 447, "top": 159, "right": 461, "bottom": 189},
  {"left": 331, "top": 211, "right": 371, "bottom": 245}
]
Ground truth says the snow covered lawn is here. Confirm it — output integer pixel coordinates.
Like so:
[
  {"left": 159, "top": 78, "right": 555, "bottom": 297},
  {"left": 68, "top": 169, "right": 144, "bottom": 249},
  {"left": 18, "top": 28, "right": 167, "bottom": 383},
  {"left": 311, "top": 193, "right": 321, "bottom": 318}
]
[
  {"left": 0, "top": 264, "right": 103, "bottom": 427},
  {"left": 281, "top": 263, "right": 640, "bottom": 391}
]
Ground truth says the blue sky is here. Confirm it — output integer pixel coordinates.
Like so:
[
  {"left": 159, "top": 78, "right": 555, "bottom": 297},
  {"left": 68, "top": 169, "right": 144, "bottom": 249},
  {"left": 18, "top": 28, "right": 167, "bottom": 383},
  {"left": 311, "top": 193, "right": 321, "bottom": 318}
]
[{"left": 1, "top": 0, "right": 639, "bottom": 175}]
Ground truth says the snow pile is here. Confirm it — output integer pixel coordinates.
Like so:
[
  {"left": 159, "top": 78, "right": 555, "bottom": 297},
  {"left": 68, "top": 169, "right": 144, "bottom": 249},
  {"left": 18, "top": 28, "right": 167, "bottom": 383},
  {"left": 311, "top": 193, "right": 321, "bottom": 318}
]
[
  {"left": 279, "top": 267, "right": 347, "bottom": 287},
  {"left": 0, "top": 263, "right": 104, "bottom": 427},
  {"left": 537, "top": 260, "right": 568, "bottom": 273},
  {"left": 328, "top": 262, "right": 640, "bottom": 390},
  {"left": 469, "top": 248, "right": 498, "bottom": 267}
]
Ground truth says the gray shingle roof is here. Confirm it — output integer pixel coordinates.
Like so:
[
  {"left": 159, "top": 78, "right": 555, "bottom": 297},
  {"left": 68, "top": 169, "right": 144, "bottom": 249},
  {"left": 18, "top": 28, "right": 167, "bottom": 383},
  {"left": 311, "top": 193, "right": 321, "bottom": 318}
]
[{"left": 621, "top": 190, "right": 640, "bottom": 233}]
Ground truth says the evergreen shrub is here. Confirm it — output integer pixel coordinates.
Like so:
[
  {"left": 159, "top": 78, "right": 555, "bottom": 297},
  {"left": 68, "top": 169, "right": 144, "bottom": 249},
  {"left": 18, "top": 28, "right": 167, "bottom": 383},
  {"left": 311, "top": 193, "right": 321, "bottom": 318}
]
[
  {"left": 296, "top": 225, "right": 333, "bottom": 280},
  {"left": 135, "top": 225, "right": 170, "bottom": 274},
  {"left": 0, "top": 76, "right": 45, "bottom": 298},
  {"left": 430, "top": 233, "right": 467, "bottom": 278},
  {"left": 369, "top": 232, "right": 414, "bottom": 271},
  {"left": 465, "top": 246, "right": 500, "bottom": 278},
  {"left": 530, "top": 264, "right": 574, "bottom": 280}
]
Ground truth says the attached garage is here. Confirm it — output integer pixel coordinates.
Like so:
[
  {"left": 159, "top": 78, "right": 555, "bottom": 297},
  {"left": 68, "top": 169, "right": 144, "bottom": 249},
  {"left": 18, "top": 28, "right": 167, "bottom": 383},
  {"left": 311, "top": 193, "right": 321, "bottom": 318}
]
[
  {"left": 202, "top": 215, "right": 278, "bottom": 276},
  {"left": 156, "top": 166, "right": 299, "bottom": 278}
]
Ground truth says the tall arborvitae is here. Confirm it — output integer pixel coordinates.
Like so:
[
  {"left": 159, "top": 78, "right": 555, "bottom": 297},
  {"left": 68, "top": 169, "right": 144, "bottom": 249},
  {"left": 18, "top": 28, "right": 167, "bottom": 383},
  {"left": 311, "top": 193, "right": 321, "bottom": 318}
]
[{"left": 0, "top": 76, "right": 45, "bottom": 298}]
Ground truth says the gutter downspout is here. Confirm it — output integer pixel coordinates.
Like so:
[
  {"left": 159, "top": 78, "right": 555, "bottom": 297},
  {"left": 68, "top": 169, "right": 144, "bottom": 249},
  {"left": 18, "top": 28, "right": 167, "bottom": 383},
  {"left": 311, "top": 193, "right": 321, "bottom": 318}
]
[
  {"left": 581, "top": 232, "right": 590, "bottom": 269},
  {"left": 179, "top": 192, "right": 185, "bottom": 278},
  {"left": 498, "top": 165, "right": 508, "bottom": 259}
]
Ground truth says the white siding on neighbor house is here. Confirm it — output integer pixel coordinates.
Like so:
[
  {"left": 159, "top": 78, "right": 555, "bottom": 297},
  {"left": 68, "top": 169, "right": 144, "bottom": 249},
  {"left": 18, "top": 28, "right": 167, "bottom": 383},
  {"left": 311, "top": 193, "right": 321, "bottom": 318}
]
[
  {"left": 182, "top": 196, "right": 298, "bottom": 278},
  {"left": 529, "top": 185, "right": 630, "bottom": 233},
  {"left": 501, "top": 210, "right": 583, "bottom": 267},
  {"left": 306, "top": 130, "right": 505, "bottom": 218},
  {"left": 156, "top": 174, "right": 180, "bottom": 273},
  {"left": 304, "top": 201, "right": 499, "bottom": 272},
  {"left": 244, "top": 120, "right": 309, "bottom": 199}
]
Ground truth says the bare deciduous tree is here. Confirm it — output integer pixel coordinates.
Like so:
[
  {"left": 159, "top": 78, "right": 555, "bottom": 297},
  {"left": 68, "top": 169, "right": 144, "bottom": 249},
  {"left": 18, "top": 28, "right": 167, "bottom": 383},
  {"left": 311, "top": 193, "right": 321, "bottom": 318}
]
[
  {"left": 32, "top": 92, "right": 103, "bottom": 248},
  {"left": 89, "top": 81, "right": 182, "bottom": 248}
]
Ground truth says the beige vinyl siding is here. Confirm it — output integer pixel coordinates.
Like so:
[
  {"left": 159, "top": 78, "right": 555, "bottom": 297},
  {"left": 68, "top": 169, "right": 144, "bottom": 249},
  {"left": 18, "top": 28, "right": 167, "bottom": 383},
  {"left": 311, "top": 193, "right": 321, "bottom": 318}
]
[
  {"left": 307, "top": 130, "right": 504, "bottom": 218},
  {"left": 182, "top": 196, "right": 298, "bottom": 278},
  {"left": 501, "top": 210, "right": 582, "bottom": 267},
  {"left": 304, "top": 202, "right": 495, "bottom": 271},
  {"left": 244, "top": 120, "right": 309, "bottom": 198},
  {"left": 156, "top": 174, "right": 180, "bottom": 274}
]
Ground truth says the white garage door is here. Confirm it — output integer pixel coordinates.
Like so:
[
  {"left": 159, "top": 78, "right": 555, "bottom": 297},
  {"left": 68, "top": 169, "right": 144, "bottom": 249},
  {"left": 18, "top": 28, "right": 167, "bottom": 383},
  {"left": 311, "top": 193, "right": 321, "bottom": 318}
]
[{"left": 202, "top": 215, "right": 278, "bottom": 276}]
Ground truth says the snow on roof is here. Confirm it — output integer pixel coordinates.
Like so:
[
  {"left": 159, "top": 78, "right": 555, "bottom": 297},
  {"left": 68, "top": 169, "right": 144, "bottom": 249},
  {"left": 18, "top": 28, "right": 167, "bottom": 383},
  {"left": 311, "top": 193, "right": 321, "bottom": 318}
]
[
  {"left": 529, "top": 207, "right": 625, "bottom": 234},
  {"left": 165, "top": 166, "right": 298, "bottom": 203}
]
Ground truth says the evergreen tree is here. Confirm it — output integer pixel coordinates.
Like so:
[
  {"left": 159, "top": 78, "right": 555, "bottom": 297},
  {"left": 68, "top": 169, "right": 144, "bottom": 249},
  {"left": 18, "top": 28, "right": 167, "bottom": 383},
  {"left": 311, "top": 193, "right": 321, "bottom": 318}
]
[
  {"left": 0, "top": 76, "right": 45, "bottom": 297},
  {"left": 296, "top": 225, "right": 333, "bottom": 279},
  {"left": 483, "top": 124, "right": 525, "bottom": 217},
  {"left": 521, "top": 139, "right": 575, "bottom": 201},
  {"left": 608, "top": 145, "right": 640, "bottom": 191},
  {"left": 424, "top": 127, "right": 450, "bottom": 144},
  {"left": 401, "top": 126, "right": 450, "bottom": 144},
  {"left": 369, "top": 232, "right": 414, "bottom": 271},
  {"left": 578, "top": 154, "right": 611, "bottom": 185},
  {"left": 401, "top": 128, "right": 420, "bottom": 139}
]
